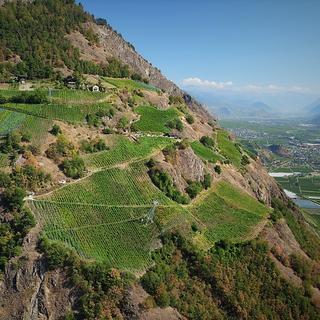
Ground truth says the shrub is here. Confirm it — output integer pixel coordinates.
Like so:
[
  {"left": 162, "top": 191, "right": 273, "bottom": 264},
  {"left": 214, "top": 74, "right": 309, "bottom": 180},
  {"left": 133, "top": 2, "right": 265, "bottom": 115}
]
[
  {"left": 0, "top": 172, "right": 11, "bottom": 188},
  {"left": 186, "top": 181, "right": 203, "bottom": 199},
  {"left": 148, "top": 168, "right": 189, "bottom": 204},
  {"left": 169, "top": 95, "right": 184, "bottom": 105},
  {"left": 202, "top": 174, "right": 212, "bottom": 189},
  {"left": 118, "top": 116, "right": 129, "bottom": 130},
  {"left": 214, "top": 165, "right": 222, "bottom": 174},
  {"left": 0, "top": 95, "right": 7, "bottom": 104},
  {"left": 62, "top": 156, "right": 85, "bottom": 179},
  {"left": 102, "top": 127, "right": 113, "bottom": 134},
  {"left": 50, "top": 124, "right": 62, "bottom": 136},
  {"left": 80, "top": 139, "right": 108, "bottom": 153},
  {"left": 2, "top": 187, "right": 26, "bottom": 210},
  {"left": 166, "top": 118, "right": 183, "bottom": 132},
  {"left": 186, "top": 114, "right": 194, "bottom": 124},
  {"left": 241, "top": 155, "right": 250, "bottom": 166},
  {"left": 200, "top": 136, "right": 214, "bottom": 149}
]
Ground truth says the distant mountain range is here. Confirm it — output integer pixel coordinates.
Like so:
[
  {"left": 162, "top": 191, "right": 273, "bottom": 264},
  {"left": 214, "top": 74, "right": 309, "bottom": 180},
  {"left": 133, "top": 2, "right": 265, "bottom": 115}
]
[
  {"left": 206, "top": 98, "right": 275, "bottom": 119},
  {"left": 305, "top": 98, "right": 320, "bottom": 123}
]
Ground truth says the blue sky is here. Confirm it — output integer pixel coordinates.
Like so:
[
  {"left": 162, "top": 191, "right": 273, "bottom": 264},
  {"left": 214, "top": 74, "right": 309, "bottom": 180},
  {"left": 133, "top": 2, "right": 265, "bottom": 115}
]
[{"left": 80, "top": 0, "right": 320, "bottom": 108}]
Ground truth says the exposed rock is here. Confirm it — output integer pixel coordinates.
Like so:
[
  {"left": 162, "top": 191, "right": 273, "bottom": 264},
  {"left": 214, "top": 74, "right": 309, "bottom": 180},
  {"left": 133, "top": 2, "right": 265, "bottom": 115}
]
[
  {"left": 0, "top": 226, "right": 77, "bottom": 320},
  {"left": 122, "top": 284, "right": 186, "bottom": 320},
  {"left": 158, "top": 147, "right": 205, "bottom": 193}
]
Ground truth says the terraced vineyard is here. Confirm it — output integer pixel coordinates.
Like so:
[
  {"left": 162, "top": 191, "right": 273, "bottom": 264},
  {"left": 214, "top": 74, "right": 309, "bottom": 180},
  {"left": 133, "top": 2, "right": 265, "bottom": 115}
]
[
  {"left": 0, "top": 109, "right": 27, "bottom": 135},
  {"left": 83, "top": 135, "right": 174, "bottom": 170},
  {"left": 133, "top": 105, "right": 180, "bottom": 133},
  {"left": 28, "top": 162, "right": 186, "bottom": 270},
  {"left": 2, "top": 102, "right": 112, "bottom": 123},
  {"left": 104, "top": 78, "right": 158, "bottom": 91},
  {"left": 190, "top": 181, "right": 269, "bottom": 243}
]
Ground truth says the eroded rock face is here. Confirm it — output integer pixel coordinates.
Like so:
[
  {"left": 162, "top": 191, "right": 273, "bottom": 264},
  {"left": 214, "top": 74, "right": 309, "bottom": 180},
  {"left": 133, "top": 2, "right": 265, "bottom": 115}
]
[
  {"left": 158, "top": 148, "right": 206, "bottom": 193},
  {"left": 0, "top": 228, "right": 77, "bottom": 320}
]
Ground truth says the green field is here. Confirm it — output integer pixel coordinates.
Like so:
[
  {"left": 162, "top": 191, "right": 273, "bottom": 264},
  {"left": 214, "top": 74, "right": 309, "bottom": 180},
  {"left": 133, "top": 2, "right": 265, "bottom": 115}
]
[
  {"left": 190, "top": 181, "right": 269, "bottom": 243},
  {"left": 83, "top": 135, "right": 173, "bottom": 170},
  {"left": 217, "top": 130, "right": 242, "bottom": 167},
  {"left": 133, "top": 105, "right": 179, "bottom": 133},
  {"left": 0, "top": 109, "right": 27, "bottom": 135},
  {"left": 191, "top": 141, "right": 223, "bottom": 164},
  {"left": 104, "top": 78, "right": 158, "bottom": 91},
  {"left": 29, "top": 162, "right": 185, "bottom": 270},
  {"left": 1, "top": 102, "right": 112, "bottom": 123},
  {"left": 275, "top": 175, "right": 320, "bottom": 197},
  {"left": 29, "top": 164, "right": 269, "bottom": 270}
]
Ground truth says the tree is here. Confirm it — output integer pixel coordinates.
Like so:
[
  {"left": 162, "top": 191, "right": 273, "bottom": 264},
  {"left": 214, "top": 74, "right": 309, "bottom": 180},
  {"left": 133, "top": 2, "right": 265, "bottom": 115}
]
[
  {"left": 62, "top": 156, "right": 86, "bottom": 179},
  {"left": 200, "top": 136, "right": 214, "bottom": 149},
  {"left": 202, "top": 174, "right": 212, "bottom": 189},
  {"left": 186, "top": 114, "right": 194, "bottom": 124},
  {"left": 50, "top": 124, "right": 62, "bottom": 136},
  {"left": 186, "top": 181, "right": 203, "bottom": 199},
  {"left": 2, "top": 187, "right": 26, "bottom": 210}
]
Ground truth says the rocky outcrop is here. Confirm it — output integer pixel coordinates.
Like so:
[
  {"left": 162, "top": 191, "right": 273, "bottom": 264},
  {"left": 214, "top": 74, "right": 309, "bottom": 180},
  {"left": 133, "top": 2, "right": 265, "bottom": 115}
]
[
  {"left": 158, "top": 147, "right": 206, "bottom": 193},
  {"left": 0, "top": 228, "right": 77, "bottom": 320}
]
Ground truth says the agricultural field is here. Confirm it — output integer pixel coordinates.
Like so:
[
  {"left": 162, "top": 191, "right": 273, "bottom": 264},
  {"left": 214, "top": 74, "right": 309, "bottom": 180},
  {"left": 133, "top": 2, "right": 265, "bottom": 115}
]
[
  {"left": 83, "top": 135, "right": 173, "bottom": 170},
  {"left": 216, "top": 130, "right": 242, "bottom": 167},
  {"left": 191, "top": 141, "right": 223, "bottom": 164},
  {"left": 275, "top": 175, "right": 320, "bottom": 198},
  {"left": 190, "top": 181, "right": 269, "bottom": 244},
  {"left": 29, "top": 162, "right": 189, "bottom": 270},
  {"left": 0, "top": 109, "right": 27, "bottom": 136},
  {"left": 104, "top": 77, "right": 158, "bottom": 91},
  {"left": 2, "top": 102, "right": 113, "bottom": 123},
  {"left": 28, "top": 162, "right": 269, "bottom": 270},
  {"left": 50, "top": 89, "right": 107, "bottom": 104},
  {"left": 132, "top": 105, "right": 179, "bottom": 133}
]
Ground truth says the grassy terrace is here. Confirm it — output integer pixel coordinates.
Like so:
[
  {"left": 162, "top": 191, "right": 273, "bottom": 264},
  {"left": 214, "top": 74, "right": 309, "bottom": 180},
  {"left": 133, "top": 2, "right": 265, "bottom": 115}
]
[
  {"left": 83, "top": 135, "right": 174, "bottom": 170},
  {"left": 190, "top": 181, "right": 269, "bottom": 244},
  {"left": 217, "top": 130, "right": 242, "bottom": 167},
  {"left": 191, "top": 141, "right": 223, "bottom": 164},
  {"left": 104, "top": 77, "right": 158, "bottom": 91},
  {"left": 133, "top": 105, "right": 180, "bottom": 133}
]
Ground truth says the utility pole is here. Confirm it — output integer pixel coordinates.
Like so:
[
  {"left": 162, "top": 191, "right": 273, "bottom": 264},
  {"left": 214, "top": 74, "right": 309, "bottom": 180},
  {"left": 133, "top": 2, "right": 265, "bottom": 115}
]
[{"left": 142, "top": 200, "right": 159, "bottom": 225}]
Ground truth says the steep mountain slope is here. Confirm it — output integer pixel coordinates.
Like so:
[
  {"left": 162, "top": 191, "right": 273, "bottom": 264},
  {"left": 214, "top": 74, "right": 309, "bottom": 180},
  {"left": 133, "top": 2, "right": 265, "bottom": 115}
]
[{"left": 0, "top": 1, "right": 320, "bottom": 319}]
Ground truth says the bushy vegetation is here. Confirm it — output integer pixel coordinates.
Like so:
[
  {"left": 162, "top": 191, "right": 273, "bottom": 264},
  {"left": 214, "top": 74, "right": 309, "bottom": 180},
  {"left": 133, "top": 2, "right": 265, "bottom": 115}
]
[
  {"left": 200, "top": 135, "right": 214, "bottom": 148},
  {"left": 0, "top": 0, "right": 93, "bottom": 79},
  {"left": 0, "top": 91, "right": 48, "bottom": 104},
  {"left": 39, "top": 236, "right": 133, "bottom": 320},
  {"left": 272, "top": 198, "right": 320, "bottom": 261},
  {"left": 80, "top": 138, "right": 108, "bottom": 154},
  {"left": 148, "top": 167, "right": 189, "bottom": 204},
  {"left": 61, "top": 156, "right": 85, "bottom": 179},
  {"left": 141, "top": 233, "right": 319, "bottom": 319}
]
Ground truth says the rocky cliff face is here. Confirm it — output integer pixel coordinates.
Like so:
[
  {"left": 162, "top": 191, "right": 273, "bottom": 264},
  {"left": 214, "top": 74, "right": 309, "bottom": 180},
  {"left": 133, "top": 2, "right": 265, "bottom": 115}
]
[{"left": 0, "top": 228, "right": 77, "bottom": 320}]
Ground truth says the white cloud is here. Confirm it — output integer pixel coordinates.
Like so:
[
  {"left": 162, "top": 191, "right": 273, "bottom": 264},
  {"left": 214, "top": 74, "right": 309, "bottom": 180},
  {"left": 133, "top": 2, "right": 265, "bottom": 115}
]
[
  {"left": 182, "top": 77, "right": 233, "bottom": 90},
  {"left": 182, "top": 77, "right": 311, "bottom": 94}
]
